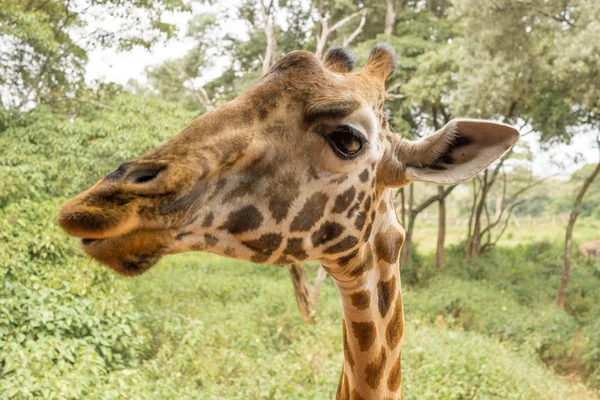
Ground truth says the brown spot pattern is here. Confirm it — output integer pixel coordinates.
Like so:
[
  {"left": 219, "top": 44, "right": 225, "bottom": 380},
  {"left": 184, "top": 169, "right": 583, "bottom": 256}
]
[
  {"left": 351, "top": 321, "right": 376, "bottom": 352},
  {"left": 204, "top": 233, "right": 218, "bottom": 246},
  {"left": 308, "top": 165, "right": 320, "bottom": 180},
  {"left": 354, "top": 212, "right": 366, "bottom": 231},
  {"left": 357, "top": 191, "right": 365, "bottom": 202},
  {"left": 251, "top": 253, "right": 270, "bottom": 263},
  {"left": 324, "top": 236, "right": 358, "bottom": 254},
  {"left": 387, "top": 353, "right": 402, "bottom": 392},
  {"left": 242, "top": 233, "right": 282, "bottom": 254},
  {"left": 359, "top": 168, "right": 369, "bottom": 182},
  {"left": 374, "top": 228, "right": 402, "bottom": 263},
  {"left": 362, "top": 222, "right": 373, "bottom": 241},
  {"left": 311, "top": 221, "right": 344, "bottom": 247},
  {"left": 350, "top": 290, "right": 370, "bottom": 310},
  {"left": 365, "top": 346, "right": 387, "bottom": 389},
  {"left": 275, "top": 255, "right": 294, "bottom": 264},
  {"left": 268, "top": 173, "right": 300, "bottom": 223},
  {"left": 268, "top": 190, "right": 299, "bottom": 223},
  {"left": 332, "top": 187, "right": 356, "bottom": 213},
  {"left": 227, "top": 178, "right": 255, "bottom": 201},
  {"left": 337, "top": 249, "right": 358, "bottom": 266},
  {"left": 290, "top": 192, "right": 328, "bottom": 232},
  {"left": 386, "top": 296, "right": 404, "bottom": 350},
  {"left": 364, "top": 196, "right": 372, "bottom": 212},
  {"left": 377, "top": 276, "right": 396, "bottom": 318},
  {"left": 219, "top": 205, "right": 263, "bottom": 234},
  {"left": 352, "top": 389, "right": 366, "bottom": 400},
  {"left": 346, "top": 202, "right": 360, "bottom": 218},
  {"left": 201, "top": 212, "right": 214, "bottom": 227},
  {"left": 347, "top": 245, "right": 374, "bottom": 277},
  {"left": 330, "top": 175, "right": 347, "bottom": 184},
  {"left": 283, "top": 237, "right": 308, "bottom": 260},
  {"left": 207, "top": 178, "right": 227, "bottom": 202}
]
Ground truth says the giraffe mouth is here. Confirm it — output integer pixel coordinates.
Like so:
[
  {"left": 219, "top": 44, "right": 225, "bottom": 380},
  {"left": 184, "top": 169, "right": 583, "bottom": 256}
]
[
  {"left": 81, "top": 238, "right": 104, "bottom": 246},
  {"left": 77, "top": 229, "right": 176, "bottom": 277}
]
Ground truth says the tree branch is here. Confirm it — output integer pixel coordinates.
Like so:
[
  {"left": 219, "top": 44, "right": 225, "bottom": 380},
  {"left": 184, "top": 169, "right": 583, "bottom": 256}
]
[
  {"left": 315, "top": 9, "right": 364, "bottom": 60},
  {"left": 342, "top": 12, "right": 366, "bottom": 47},
  {"left": 413, "top": 184, "right": 456, "bottom": 215}
]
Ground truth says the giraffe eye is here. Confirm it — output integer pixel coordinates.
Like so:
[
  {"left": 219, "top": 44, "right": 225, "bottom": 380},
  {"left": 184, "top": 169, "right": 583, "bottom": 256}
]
[{"left": 327, "top": 126, "right": 364, "bottom": 159}]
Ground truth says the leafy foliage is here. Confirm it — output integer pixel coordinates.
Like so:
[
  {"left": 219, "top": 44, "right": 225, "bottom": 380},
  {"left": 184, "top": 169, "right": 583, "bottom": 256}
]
[
  {"left": 0, "top": 0, "right": 187, "bottom": 109},
  {"left": 404, "top": 241, "right": 600, "bottom": 386},
  {"left": 0, "top": 95, "right": 193, "bottom": 399}
]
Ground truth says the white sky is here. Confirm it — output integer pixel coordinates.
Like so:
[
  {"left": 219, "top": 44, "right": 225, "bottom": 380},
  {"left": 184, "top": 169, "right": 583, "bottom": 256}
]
[
  {"left": 84, "top": 6, "right": 599, "bottom": 178},
  {"left": 85, "top": 3, "right": 244, "bottom": 87}
]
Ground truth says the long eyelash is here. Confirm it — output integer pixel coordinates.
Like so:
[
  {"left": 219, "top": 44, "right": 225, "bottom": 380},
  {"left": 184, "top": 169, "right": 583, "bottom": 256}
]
[{"left": 344, "top": 126, "right": 368, "bottom": 144}]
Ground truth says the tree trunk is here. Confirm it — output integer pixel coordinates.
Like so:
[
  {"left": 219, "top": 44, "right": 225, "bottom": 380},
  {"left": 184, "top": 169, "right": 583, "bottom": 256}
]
[
  {"left": 400, "top": 183, "right": 415, "bottom": 266},
  {"left": 384, "top": 0, "right": 396, "bottom": 35},
  {"left": 401, "top": 183, "right": 455, "bottom": 267},
  {"left": 260, "top": 1, "right": 277, "bottom": 75},
  {"left": 400, "top": 187, "right": 406, "bottom": 227},
  {"left": 288, "top": 264, "right": 328, "bottom": 322},
  {"left": 436, "top": 185, "right": 446, "bottom": 270},
  {"left": 494, "top": 194, "right": 503, "bottom": 220},
  {"left": 401, "top": 211, "right": 416, "bottom": 267},
  {"left": 557, "top": 161, "right": 600, "bottom": 308},
  {"left": 466, "top": 171, "right": 489, "bottom": 260}
]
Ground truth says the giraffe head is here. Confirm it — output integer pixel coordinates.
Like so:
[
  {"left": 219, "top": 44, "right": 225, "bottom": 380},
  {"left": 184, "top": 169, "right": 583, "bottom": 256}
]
[{"left": 58, "top": 44, "right": 519, "bottom": 276}]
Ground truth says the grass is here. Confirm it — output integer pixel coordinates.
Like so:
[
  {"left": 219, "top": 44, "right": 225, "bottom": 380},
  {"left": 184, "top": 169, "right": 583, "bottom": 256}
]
[
  {"left": 411, "top": 216, "right": 600, "bottom": 253},
  {"left": 113, "top": 245, "right": 600, "bottom": 399}
]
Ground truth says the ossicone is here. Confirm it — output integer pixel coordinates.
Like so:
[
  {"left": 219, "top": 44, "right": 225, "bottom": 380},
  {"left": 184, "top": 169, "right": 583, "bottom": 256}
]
[
  {"left": 323, "top": 46, "right": 356, "bottom": 73},
  {"left": 362, "top": 43, "right": 397, "bottom": 81}
]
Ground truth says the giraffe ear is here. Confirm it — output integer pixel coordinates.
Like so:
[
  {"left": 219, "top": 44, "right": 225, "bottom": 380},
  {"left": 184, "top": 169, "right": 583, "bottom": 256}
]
[
  {"left": 323, "top": 46, "right": 356, "bottom": 73},
  {"left": 362, "top": 43, "right": 397, "bottom": 81},
  {"left": 380, "top": 119, "right": 520, "bottom": 187}
]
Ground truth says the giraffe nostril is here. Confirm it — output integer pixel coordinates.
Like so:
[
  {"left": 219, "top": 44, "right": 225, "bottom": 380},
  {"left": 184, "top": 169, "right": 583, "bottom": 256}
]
[
  {"left": 126, "top": 165, "right": 165, "bottom": 185},
  {"left": 132, "top": 172, "right": 158, "bottom": 184}
]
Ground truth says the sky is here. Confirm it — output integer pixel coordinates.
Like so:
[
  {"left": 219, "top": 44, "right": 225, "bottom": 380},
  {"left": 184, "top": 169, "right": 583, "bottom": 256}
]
[
  {"left": 85, "top": 3, "right": 244, "bottom": 87},
  {"left": 84, "top": 5, "right": 599, "bottom": 179}
]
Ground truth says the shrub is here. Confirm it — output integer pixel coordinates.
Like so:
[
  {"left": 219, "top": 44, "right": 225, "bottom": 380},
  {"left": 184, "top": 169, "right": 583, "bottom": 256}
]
[
  {"left": 402, "top": 325, "right": 592, "bottom": 399},
  {"left": 405, "top": 277, "right": 578, "bottom": 367},
  {"left": 0, "top": 95, "right": 194, "bottom": 399}
]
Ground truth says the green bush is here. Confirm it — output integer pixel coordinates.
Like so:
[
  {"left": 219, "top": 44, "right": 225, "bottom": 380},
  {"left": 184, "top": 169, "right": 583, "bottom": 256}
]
[
  {"left": 402, "top": 325, "right": 590, "bottom": 399},
  {"left": 0, "top": 94, "right": 194, "bottom": 207},
  {"left": 405, "top": 277, "right": 577, "bottom": 364},
  {"left": 582, "top": 319, "right": 600, "bottom": 388},
  {"left": 0, "top": 198, "right": 148, "bottom": 399},
  {"left": 0, "top": 95, "right": 194, "bottom": 399},
  {"left": 404, "top": 241, "right": 600, "bottom": 387}
]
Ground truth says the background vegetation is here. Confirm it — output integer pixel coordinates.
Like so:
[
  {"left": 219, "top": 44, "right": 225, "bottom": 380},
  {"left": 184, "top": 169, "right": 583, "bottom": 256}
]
[{"left": 1, "top": 0, "right": 599, "bottom": 399}]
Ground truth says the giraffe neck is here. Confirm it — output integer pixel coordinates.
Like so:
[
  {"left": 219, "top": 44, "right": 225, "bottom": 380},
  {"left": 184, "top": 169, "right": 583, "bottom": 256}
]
[{"left": 326, "top": 198, "right": 405, "bottom": 400}]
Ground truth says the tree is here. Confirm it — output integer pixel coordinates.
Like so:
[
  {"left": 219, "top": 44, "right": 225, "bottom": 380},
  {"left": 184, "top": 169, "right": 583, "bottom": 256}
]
[
  {"left": 558, "top": 140, "right": 600, "bottom": 308},
  {"left": 452, "top": 0, "right": 600, "bottom": 301},
  {"left": 384, "top": 0, "right": 398, "bottom": 35},
  {"left": 401, "top": 183, "right": 455, "bottom": 267},
  {"left": 144, "top": 14, "right": 219, "bottom": 113},
  {"left": 368, "top": 7, "right": 460, "bottom": 266},
  {"left": 313, "top": 0, "right": 366, "bottom": 59},
  {"left": 258, "top": 0, "right": 278, "bottom": 74},
  {"left": 0, "top": 0, "right": 187, "bottom": 110},
  {"left": 288, "top": 264, "right": 328, "bottom": 323}
]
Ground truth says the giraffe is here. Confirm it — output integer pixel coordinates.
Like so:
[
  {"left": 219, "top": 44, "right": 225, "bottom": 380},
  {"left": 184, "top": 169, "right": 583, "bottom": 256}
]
[{"left": 57, "top": 44, "right": 519, "bottom": 399}]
